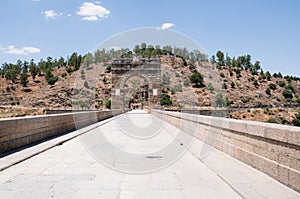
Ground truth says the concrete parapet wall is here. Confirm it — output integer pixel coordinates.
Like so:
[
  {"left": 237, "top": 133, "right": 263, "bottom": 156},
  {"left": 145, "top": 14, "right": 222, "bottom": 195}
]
[
  {"left": 151, "top": 109, "right": 300, "bottom": 192},
  {"left": 0, "top": 110, "right": 121, "bottom": 155}
]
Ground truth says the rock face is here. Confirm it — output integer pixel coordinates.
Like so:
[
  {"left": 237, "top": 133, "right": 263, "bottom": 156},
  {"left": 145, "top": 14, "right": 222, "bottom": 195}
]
[{"left": 0, "top": 55, "right": 299, "bottom": 126}]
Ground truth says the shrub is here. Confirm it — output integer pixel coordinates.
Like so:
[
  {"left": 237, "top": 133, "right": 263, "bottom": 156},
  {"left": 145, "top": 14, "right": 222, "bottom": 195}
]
[
  {"left": 190, "top": 72, "right": 204, "bottom": 87},
  {"left": 278, "top": 80, "right": 286, "bottom": 87},
  {"left": 220, "top": 72, "right": 225, "bottom": 78},
  {"left": 62, "top": 72, "right": 67, "bottom": 78},
  {"left": 66, "top": 67, "right": 73, "bottom": 73},
  {"left": 285, "top": 84, "right": 294, "bottom": 93},
  {"left": 161, "top": 93, "right": 172, "bottom": 105},
  {"left": 297, "top": 97, "right": 300, "bottom": 104},
  {"left": 265, "top": 71, "right": 271, "bottom": 81},
  {"left": 172, "top": 84, "right": 182, "bottom": 93},
  {"left": 222, "top": 82, "right": 227, "bottom": 89},
  {"left": 282, "top": 88, "right": 293, "bottom": 99},
  {"left": 241, "top": 97, "right": 249, "bottom": 103},
  {"left": 266, "top": 118, "right": 276, "bottom": 123},
  {"left": 6, "top": 86, "right": 10, "bottom": 92},
  {"left": 253, "top": 79, "right": 259, "bottom": 87},
  {"left": 84, "top": 81, "right": 89, "bottom": 89},
  {"left": 284, "top": 75, "right": 292, "bottom": 82},
  {"left": 268, "top": 83, "right": 276, "bottom": 90},
  {"left": 106, "top": 65, "right": 112, "bottom": 72},
  {"left": 47, "top": 76, "right": 58, "bottom": 85},
  {"left": 78, "top": 100, "right": 87, "bottom": 109},
  {"left": 266, "top": 88, "right": 271, "bottom": 96},
  {"left": 292, "top": 118, "right": 300, "bottom": 127},
  {"left": 215, "top": 94, "right": 227, "bottom": 107},
  {"left": 280, "top": 117, "right": 287, "bottom": 124},
  {"left": 105, "top": 99, "right": 111, "bottom": 109},
  {"left": 292, "top": 111, "right": 300, "bottom": 127},
  {"left": 208, "top": 83, "right": 214, "bottom": 92},
  {"left": 258, "top": 76, "right": 262, "bottom": 81},
  {"left": 184, "top": 79, "right": 190, "bottom": 87},
  {"left": 231, "top": 82, "right": 235, "bottom": 88}
]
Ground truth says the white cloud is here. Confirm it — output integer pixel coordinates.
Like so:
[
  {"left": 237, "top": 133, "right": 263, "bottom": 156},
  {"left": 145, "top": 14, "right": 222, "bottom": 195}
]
[
  {"left": 77, "top": 2, "right": 110, "bottom": 21},
  {"left": 42, "top": 10, "right": 63, "bottom": 19},
  {"left": 160, "top": 23, "right": 175, "bottom": 30},
  {"left": 0, "top": 45, "right": 41, "bottom": 55}
]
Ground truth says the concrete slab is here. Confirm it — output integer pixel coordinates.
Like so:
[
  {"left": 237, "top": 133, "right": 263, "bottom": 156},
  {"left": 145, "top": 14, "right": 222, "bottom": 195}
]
[{"left": 0, "top": 110, "right": 298, "bottom": 198}]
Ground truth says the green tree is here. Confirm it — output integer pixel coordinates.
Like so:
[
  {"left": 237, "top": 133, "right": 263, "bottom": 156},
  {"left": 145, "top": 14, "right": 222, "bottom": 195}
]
[
  {"left": 45, "top": 68, "right": 58, "bottom": 85},
  {"left": 20, "top": 73, "right": 28, "bottom": 87},
  {"left": 190, "top": 72, "right": 204, "bottom": 87},
  {"left": 265, "top": 71, "right": 271, "bottom": 81},
  {"left": 140, "top": 43, "right": 147, "bottom": 51},
  {"left": 253, "top": 61, "right": 261, "bottom": 73},
  {"left": 23, "top": 61, "right": 29, "bottom": 73},
  {"left": 211, "top": 55, "right": 216, "bottom": 64},
  {"left": 68, "top": 52, "right": 78, "bottom": 68},
  {"left": 216, "top": 50, "right": 224, "bottom": 66},
  {"left": 57, "top": 56, "right": 66, "bottom": 67},
  {"left": 29, "top": 59, "right": 39, "bottom": 80},
  {"left": 133, "top": 45, "right": 141, "bottom": 55}
]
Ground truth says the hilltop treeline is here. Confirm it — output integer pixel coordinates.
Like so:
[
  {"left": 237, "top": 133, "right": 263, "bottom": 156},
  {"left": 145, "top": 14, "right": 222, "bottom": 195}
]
[
  {"left": 211, "top": 50, "right": 300, "bottom": 81},
  {"left": 0, "top": 43, "right": 299, "bottom": 87},
  {"left": 0, "top": 43, "right": 208, "bottom": 85}
]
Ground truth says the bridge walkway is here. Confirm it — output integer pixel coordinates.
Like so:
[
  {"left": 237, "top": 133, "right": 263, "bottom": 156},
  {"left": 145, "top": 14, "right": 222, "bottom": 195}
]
[{"left": 0, "top": 110, "right": 298, "bottom": 198}]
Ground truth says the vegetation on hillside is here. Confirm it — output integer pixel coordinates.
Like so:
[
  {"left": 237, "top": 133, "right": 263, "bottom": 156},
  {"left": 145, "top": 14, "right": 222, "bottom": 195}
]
[{"left": 0, "top": 43, "right": 299, "bottom": 126}]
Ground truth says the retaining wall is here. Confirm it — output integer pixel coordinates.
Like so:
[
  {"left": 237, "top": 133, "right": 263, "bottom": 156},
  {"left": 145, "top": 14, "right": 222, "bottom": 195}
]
[
  {"left": 151, "top": 109, "right": 300, "bottom": 192},
  {"left": 0, "top": 110, "right": 121, "bottom": 155}
]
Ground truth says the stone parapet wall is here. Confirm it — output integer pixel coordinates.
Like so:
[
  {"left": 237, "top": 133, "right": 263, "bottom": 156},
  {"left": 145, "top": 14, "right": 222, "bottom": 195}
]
[
  {"left": 0, "top": 110, "right": 121, "bottom": 155},
  {"left": 151, "top": 109, "right": 300, "bottom": 192}
]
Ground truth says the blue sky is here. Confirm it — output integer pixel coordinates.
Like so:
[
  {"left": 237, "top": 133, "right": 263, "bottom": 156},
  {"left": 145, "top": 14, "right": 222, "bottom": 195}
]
[{"left": 0, "top": 0, "right": 299, "bottom": 76}]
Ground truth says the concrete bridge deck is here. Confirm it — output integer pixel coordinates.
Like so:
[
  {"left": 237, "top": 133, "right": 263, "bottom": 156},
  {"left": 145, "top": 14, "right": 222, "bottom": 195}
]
[{"left": 0, "top": 110, "right": 299, "bottom": 198}]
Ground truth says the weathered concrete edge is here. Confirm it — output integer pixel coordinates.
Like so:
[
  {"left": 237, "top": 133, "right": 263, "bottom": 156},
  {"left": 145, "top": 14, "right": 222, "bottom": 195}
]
[
  {"left": 0, "top": 113, "right": 121, "bottom": 172},
  {"left": 151, "top": 109, "right": 300, "bottom": 192},
  {"left": 0, "top": 110, "right": 122, "bottom": 155}
]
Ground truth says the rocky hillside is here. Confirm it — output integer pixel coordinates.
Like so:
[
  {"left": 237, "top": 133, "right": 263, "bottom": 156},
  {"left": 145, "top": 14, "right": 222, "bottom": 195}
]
[{"left": 0, "top": 48, "right": 299, "bottom": 126}]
